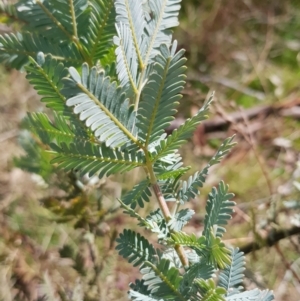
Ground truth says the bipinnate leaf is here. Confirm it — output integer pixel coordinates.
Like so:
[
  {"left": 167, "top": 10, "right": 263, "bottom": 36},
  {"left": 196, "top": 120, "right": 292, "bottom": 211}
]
[
  {"left": 50, "top": 141, "right": 144, "bottom": 178},
  {"left": 170, "top": 232, "right": 206, "bottom": 255},
  {"left": 194, "top": 279, "right": 226, "bottom": 301},
  {"left": 0, "top": 32, "right": 82, "bottom": 69},
  {"left": 16, "top": 0, "right": 89, "bottom": 43},
  {"left": 137, "top": 42, "right": 187, "bottom": 146},
  {"left": 116, "top": 229, "right": 156, "bottom": 267},
  {"left": 168, "top": 208, "right": 195, "bottom": 232},
  {"left": 218, "top": 248, "right": 245, "bottom": 296},
  {"left": 141, "top": 259, "right": 183, "bottom": 300},
  {"left": 62, "top": 63, "right": 139, "bottom": 148},
  {"left": 25, "top": 55, "right": 69, "bottom": 112},
  {"left": 87, "top": 0, "right": 116, "bottom": 63},
  {"left": 203, "top": 181, "right": 235, "bottom": 239},
  {"left": 114, "top": 0, "right": 183, "bottom": 96},
  {"left": 143, "top": 209, "right": 168, "bottom": 239},
  {"left": 178, "top": 136, "right": 235, "bottom": 203},
  {"left": 144, "top": 0, "right": 182, "bottom": 63},
  {"left": 122, "top": 179, "right": 152, "bottom": 209},
  {"left": 152, "top": 94, "right": 212, "bottom": 161},
  {"left": 203, "top": 230, "right": 231, "bottom": 269},
  {"left": 115, "top": 0, "right": 146, "bottom": 68},
  {"left": 28, "top": 112, "right": 93, "bottom": 146}
]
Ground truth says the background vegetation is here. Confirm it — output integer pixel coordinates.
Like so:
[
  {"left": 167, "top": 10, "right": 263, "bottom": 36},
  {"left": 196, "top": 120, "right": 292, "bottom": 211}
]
[{"left": 0, "top": 0, "right": 299, "bottom": 300}]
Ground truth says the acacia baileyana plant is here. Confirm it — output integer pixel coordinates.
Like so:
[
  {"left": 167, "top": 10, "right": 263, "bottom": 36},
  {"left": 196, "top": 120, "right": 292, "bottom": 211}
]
[{"left": 0, "top": 0, "right": 274, "bottom": 300}]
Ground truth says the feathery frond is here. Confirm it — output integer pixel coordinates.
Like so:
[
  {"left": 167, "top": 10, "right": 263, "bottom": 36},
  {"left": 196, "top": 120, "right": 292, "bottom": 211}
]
[
  {"left": 50, "top": 141, "right": 144, "bottom": 178},
  {"left": 178, "top": 136, "right": 235, "bottom": 203},
  {"left": 143, "top": 209, "right": 168, "bottom": 239},
  {"left": 168, "top": 209, "right": 194, "bottom": 232},
  {"left": 137, "top": 42, "right": 186, "bottom": 146},
  {"left": 62, "top": 63, "right": 140, "bottom": 148},
  {"left": 115, "top": 0, "right": 146, "bottom": 68},
  {"left": 144, "top": 0, "right": 182, "bottom": 63},
  {"left": 0, "top": 32, "right": 82, "bottom": 69},
  {"left": 194, "top": 279, "right": 226, "bottom": 301},
  {"left": 114, "top": 22, "right": 139, "bottom": 95},
  {"left": 26, "top": 55, "right": 96, "bottom": 143},
  {"left": 25, "top": 55, "right": 69, "bottom": 112},
  {"left": 16, "top": 0, "right": 89, "bottom": 43},
  {"left": 122, "top": 179, "right": 152, "bottom": 209},
  {"left": 171, "top": 232, "right": 206, "bottom": 255},
  {"left": 203, "top": 181, "right": 235, "bottom": 239},
  {"left": 203, "top": 231, "right": 231, "bottom": 269},
  {"left": 218, "top": 248, "right": 245, "bottom": 296},
  {"left": 116, "top": 229, "right": 157, "bottom": 267},
  {"left": 1, "top": 1, "right": 276, "bottom": 300},
  {"left": 28, "top": 112, "right": 93, "bottom": 145},
  {"left": 151, "top": 95, "right": 211, "bottom": 161},
  {"left": 87, "top": 0, "right": 116, "bottom": 63},
  {"left": 141, "top": 259, "right": 183, "bottom": 300}
]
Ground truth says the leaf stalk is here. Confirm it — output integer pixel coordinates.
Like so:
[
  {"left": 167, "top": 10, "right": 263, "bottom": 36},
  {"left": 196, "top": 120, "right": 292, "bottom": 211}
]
[{"left": 146, "top": 158, "right": 189, "bottom": 267}]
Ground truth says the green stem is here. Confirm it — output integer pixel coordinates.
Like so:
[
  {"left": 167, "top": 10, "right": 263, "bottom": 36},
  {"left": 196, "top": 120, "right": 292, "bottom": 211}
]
[
  {"left": 36, "top": 0, "right": 92, "bottom": 67},
  {"left": 134, "top": 65, "right": 145, "bottom": 112}
]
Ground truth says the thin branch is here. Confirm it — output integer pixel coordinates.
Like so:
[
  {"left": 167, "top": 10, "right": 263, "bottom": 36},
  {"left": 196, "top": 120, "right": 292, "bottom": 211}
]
[
  {"left": 146, "top": 160, "right": 189, "bottom": 267},
  {"left": 239, "top": 226, "right": 300, "bottom": 254},
  {"left": 274, "top": 243, "right": 300, "bottom": 284}
]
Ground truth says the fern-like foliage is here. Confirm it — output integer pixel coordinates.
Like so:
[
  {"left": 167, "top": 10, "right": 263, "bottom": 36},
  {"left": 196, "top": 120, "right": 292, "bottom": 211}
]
[
  {"left": 28, "top": 112, "right": 92, "bottom": 145},
  {"left": 63, "top": 63, "right": 138, "bottom": 148},
  {"left": 1, "top": 0, "right": 275, "bottom": 300},
  {"left": 141, "top": 259, "right": 183, "bottom": 300},
  {"left": 203, "top": 181, "right": 235, "bottom": 239},
  {"left": 0, "top": 0, "right": 117, "bottom": 68},
  {"left": 203, "top": 231, "right": 232, "bottom": 269},
  {"left": 194, "top": 279, "right": 226, "bottom": 301},
  {"left": 171, "top": 232, "right": 206, "bottom": 255},
  {"left": 50, "top": 141, "right": 144, "bottom": 178},
  {"left": 15, "top": 0, "right": 89, "bottom": 42},
  {"left": 25, "top": 55, "right": 70, "bottom": 113},
  {"left": 218, "top": 248, "right": 245, "bottom": 296},
  {"left": 137, "top": 42, "right": 186, "bottom": 147},
  {"left": 151, "top": 95, "right": 211, "bottom": 161},
  {"left": 121, "top": 179, "right": 152, "bottom": 209},
  {"left": 143, "top": 0, "right": 182, "bottom": 62},
  {"left": 178, "top": 136, "right": 235, "bottom": 203},
  {"left": 87, "top": 0, "right": 116, "bottom": 63},
  {"left": 168, "top": 208, "right": 194, "bottom": 232},
  {"left": 116, "top": 229, "right": 157, "bottom": 267},
  {"left": 0, "top": 32, "right": 82, "bottom": 68}
]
